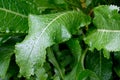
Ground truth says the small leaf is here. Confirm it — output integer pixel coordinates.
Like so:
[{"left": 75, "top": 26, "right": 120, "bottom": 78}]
[
  {"left": 84, "top": 5, "right": 120, "bottom": 51},
  {"left": 15, "top": 11, "right": 91, "bottom": 78},
  {"left": 0, "top": 46, "right": 14, "bottom": 79}
]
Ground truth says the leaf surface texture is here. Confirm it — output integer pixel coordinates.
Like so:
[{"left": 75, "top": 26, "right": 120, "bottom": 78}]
[
  {"left": 15, "top": 11, "right": 91, "bottom": 78},
  {"left": 84, "top": 5, "right": 120, "bottom": 51}
]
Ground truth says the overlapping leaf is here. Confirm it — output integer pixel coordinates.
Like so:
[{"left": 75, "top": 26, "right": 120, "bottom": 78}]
[
  {"left": 15, "top": 11, "right": 91, "bottom": 78},
  {"left": 84, "top": 5, "right": 120, "bottom": 51}
]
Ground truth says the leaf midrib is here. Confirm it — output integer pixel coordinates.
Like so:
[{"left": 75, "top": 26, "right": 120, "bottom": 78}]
[
  {"left": 27, "top": 12, "right": 72, "bottom": 64},
  {"left": 0, "top": 7, "right": 28, "bottom": 18},
  {"left": 98, "top": 29, "right": 120, "bottom": 32}
]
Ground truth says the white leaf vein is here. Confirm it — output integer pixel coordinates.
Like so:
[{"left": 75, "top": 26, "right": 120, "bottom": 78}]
[
  {"left": 0, "top": 8, "right": 27, "bottom": 18},
  {"left": 98, "top": 29, "right": 120, "bottom": 32}
]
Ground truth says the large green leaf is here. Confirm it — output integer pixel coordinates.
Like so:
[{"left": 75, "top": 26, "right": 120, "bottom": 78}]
[
  {"left": 0, "top": 0, "right": 42, "bottom": 45},
  {"left": 85, "top": 50, "right": 112, "bottom": 80},
  {"left": 15, "top": 11, "right": 91, "bottom": 78},
  {"left": 84, "top": 5, "right": 120, "bottom": 51},
  {"left": 0, "top": 46, "right": 14, "bottom": 79},
  {"left": 0, "top": 0, "right": 40, "bottom": 33}
]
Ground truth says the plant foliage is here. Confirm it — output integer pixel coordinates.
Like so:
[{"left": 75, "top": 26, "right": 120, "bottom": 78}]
[{"left": 0, "top": 0, "right": 120, "bottom": 80}]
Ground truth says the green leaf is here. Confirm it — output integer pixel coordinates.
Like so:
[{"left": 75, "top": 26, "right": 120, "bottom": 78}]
[
  {"left": 78, "top": 69, "right": 100, "bottom": 80},
  {"left": 15, "top": 11, "right": 91, "bottom": 78},
  {"left": 47, "top": 47, "right": 64, "bottom": 79},
  {"left": 0, "top": 34, "right": 11, "bottom": 45},
  {"left": 0, "top": 0, "right": 44, "bottom": 45},
  {"left": 53, "top": 76, "right": 60, "bottom": 80},
  {"left": 35, "top": 67, "right": 48, "bottom": 80},
  {"left": 25, "top": 0, "right": 67, "bottom": 13},
  {"left": 85, "top": 0, "right": 92, "bottom": 7},
  {"left": 113, "top": 52, "right": 120, "bottom": 77},
  {"left": 25, "top": 0, "right": 55, "bottom": 10},
  {"left": 84, "top": 5, "right": 120, "bottom": 51},
  {"left": 3, "top": 55, "right": 19, "bottom": 80},
  {"left": 85, "top": 50, "right": 112, "bottom": 80},
  {"left": 0, "top": 0, "right": 41, "bottom": 34},
  {"left": 103, "top": 49, "right": 110, "bottom": 59},
  {"left": 65, "top": 39, "right": 82, "bottom": 80},
  {"left": 0, "top": 46, "right": 14, "bottom": 79}
]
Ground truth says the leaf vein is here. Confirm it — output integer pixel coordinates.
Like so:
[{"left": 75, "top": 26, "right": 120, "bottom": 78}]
[
  {"left": 98, "top": 29, "right": 120, "bottom": 32},
  {"left": 27, "top": 12, "right": 70, "bottom": 65},
  {"left": 0, "top": 7, "right": 28, "bottom": 18}
]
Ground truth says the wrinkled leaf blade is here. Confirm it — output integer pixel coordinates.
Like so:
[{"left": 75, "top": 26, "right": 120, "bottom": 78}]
[
  {"left": 0, "top": 0, "right": 41, "bottom": 34},
  {"left": 84, "top": 5, "right": 120, "bottom": 51},
  {"left": 15, "top": 11, "right": 91, "bottom": 78}
]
